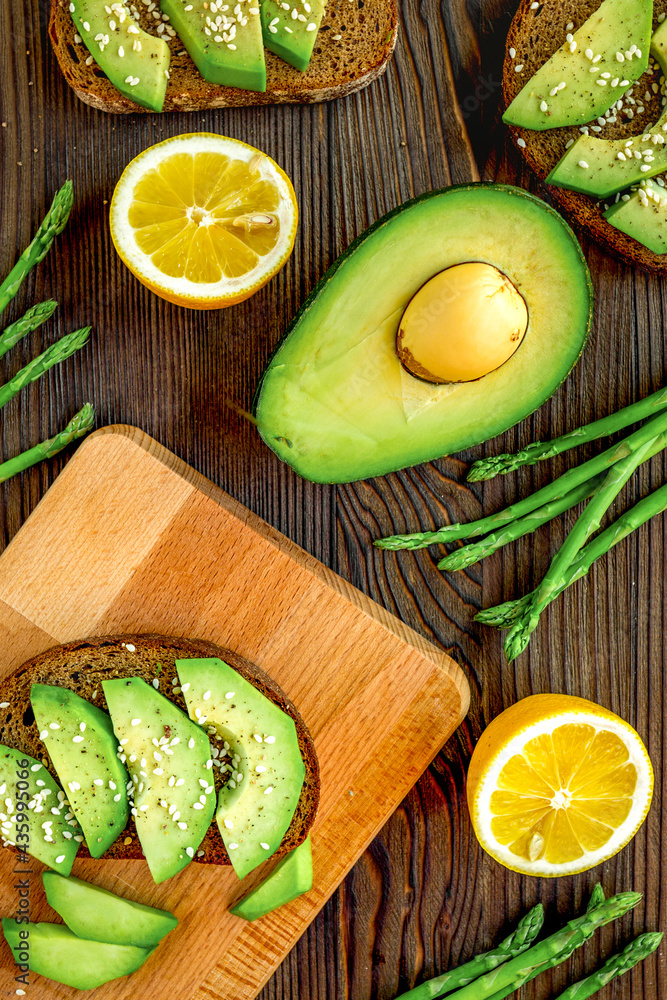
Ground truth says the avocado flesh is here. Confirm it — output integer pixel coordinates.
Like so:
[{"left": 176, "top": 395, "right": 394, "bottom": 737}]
[
  {"left": 70, "top": 0, "right": 169, "bottom": 112},
  {"left": 230, "top": 835, "right": 312, "bottom": 919},
  {"left": 43, "top": 872, "right": 178, "bottom": 948},
  {"left": 547, "top": 22, "right": 667, "bottom": 197},
  {"left": 255, "top": 184, "right": 592, "bottom": 484},
  {"left": 0, "top": 745, "right": 80, "bottom": 874},
  {"left": 603, "top": 178, "right": 667, "bottom": 252},
  {"left": 503, "top": 0, "right": 651, "bottom": 131},
  {"left": 2, "top": 919, "right": 152, "bottom": 990},
  {"left": 102, "top": 678, "right": 216, "bottom": 884},
  {"left": 260, "top": 0, "right": 326, "bottom": 72},
  {"left": 161, "top": 0, "right": 266, "bottom": 92},
  {"left": 175, "top": 658, "right": 306, "bottom": 880},
  {"left": 31, "top": 684, "right": 129, "bottom": 859}
]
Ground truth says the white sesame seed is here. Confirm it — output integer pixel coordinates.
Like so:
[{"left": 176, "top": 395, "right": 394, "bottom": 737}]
[
  {"left": 578, "top": 160, "right": 589, "bottom": 169},
  {"left": 177, "top": 821, "right": 188, "bottom": 830},
  {"left": 131, "top": 718, "right": 141, "bottom": 725},
  {"left": 93, "top": 779, "right": 104, "bottom": 786},
  {"left": 49, "top": 723, "right": 60, "bottom": 730},
  {"left": 30, "top": 764, "right": 41, "bottom": 772},
  {"left": 175, "top": 778, "right": 185, "bottom": 786},
  {"left": 514, "top": 64, "right": 524, "bottom": 72},
  {"left": 72, "top": 735, "right": 84, "bottom": 743},
  {"left": 152, "top": 678, "right": 160, "bottom": 689},
  {"left": 264, "top": 785, "right": 274, "bottom": 794},
  {"left": 225, "top": 692, "right": 235, "bottom": 699},
  {"left": 617, "top": 151, "right": 626, "bottom": 160},
  {"left": 517, "top": 137, "right": 526, "bottom": 148},
  {"left": 192, "top": 802, "right": 204, "bottom": 810},
  {"left": 641, "top": 164, "right": 652, "bottom": 171},
  {"left": 186, "top": 846, "right": 194, "bottom": 857},
  {"left": 255, "top": 765, "right": 267, "bottom": 773},
  {"left": 260, "top": 842, "right": 270, "bottom": 850},
  {"left": 55, "top": 854, "right": 66, "bottom": 864},
  {"left": 114, "top": 793, "right": 122, "bottom": 801},
  {"left": 265, "top": 735, "right": 276, "bottom": 744},
  {"left": 530, "top": 1, "right": 538, "bottom": 7},
  {"left": 228, "top": 842, "right": 238, "bottom": 850},
  {"left": 509, "top": 47, "right": 516, "bottom": 58},
  {"left": 596, "top": 79, "right": 607, "bottom": 85}
]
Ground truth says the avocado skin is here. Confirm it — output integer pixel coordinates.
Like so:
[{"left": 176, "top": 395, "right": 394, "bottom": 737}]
[
  {"left": 253, "top": 183, "right": 593, "bottom": 484},
  {"left": 1, "top": 919, "right": 153, "bottom": 990},
  {"left": 230, "top": 835, "right": 313, "bottom": 920},
  {"left": 42, "top": 872, "right": 178, "bottom": 949}
]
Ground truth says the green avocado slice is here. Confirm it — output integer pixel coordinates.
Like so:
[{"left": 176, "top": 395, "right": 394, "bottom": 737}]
[
  {"left": 254, "top": 184, "right": 592, "bottom": 484},
  {"left": 31, "top": 684, "right": 129, "bottom": 858},
  {"left": 547, "top": 20, "right": 667, "bottom": 198},
  {"left": 604, "top": 178, "right": 667, "bottom": 252},
  {"left": 42, "top": 872, "right": 178, "bottom": 948},
  {"left": 230, "top": 835, "right": 312, "bottom": 920},
  {"left": 69, "top": 0, "right": 170, "bottom": 112},
  {"left": 260, "top": 0, "right": 326, "bottom": 72},
  {"left": 102, "top": 678, "right": 216, "bottom": 884},
  {"left": 175, "top": 657, "right": 306, "bottom": 880},
  {"left": 160, "top": 0, "right": 266, "bottom": 92},
  {"left": 0, "top": 745, "right": 80, "bottom": 874},
  {"left": 503, "top": 0, "right": 651, "bottom": 131},
  {"left": 2, "top": 919, "right": 153, "bottom": 990}
]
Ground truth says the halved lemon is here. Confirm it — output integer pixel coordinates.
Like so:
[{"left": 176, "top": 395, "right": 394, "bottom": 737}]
[
  {"left": 109, "top": 133, "right": 298, "bottom": 309},
  {"left": 467, "top": 694, "right": 653, "bottom": 877}
]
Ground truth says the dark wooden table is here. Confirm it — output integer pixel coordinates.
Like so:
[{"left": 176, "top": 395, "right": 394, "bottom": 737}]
[{"left": 0, "top": 1, "right": 664, "bottom": 997}]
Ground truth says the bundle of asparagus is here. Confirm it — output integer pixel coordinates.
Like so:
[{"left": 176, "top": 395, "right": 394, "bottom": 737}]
[
  {"left": 0, "top": 181, "right": 94, "bottom": 482},
  {"left": 395, "top": 886, "right": 661, "bottom": 1000},
  {"left": 375, "top": 390, "right": 667, "bottom": 661}
]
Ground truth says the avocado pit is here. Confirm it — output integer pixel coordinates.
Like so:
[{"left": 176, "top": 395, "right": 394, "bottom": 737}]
[{"left": 396, "top": 262, "right": 529, "bottom": 384}]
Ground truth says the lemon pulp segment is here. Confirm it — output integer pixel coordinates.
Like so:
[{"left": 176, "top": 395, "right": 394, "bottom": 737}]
[{"left": 127, "top": 152, "right": 282, "bottom": 283}]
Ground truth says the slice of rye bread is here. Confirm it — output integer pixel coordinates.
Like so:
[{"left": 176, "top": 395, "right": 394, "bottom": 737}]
[
  {"left": 48, "top": 0, "right": 398, "bottom": 112},
  {"left": 0, "top": 634, "right": 319, "bottom": 867},
  {"left": 503, "top": 0, "right": 667, "bottom": 274}
]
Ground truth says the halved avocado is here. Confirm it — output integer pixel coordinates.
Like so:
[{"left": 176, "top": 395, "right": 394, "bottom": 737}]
[{"left": 254, "top": 184, "right": 592, "bottom": 484}]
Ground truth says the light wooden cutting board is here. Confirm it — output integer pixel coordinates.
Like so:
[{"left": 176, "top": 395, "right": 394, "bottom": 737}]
[{"left": 0, "top": 426, "right": 469, "bottom": 1000}]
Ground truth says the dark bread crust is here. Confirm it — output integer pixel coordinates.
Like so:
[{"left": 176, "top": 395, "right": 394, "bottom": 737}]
[
  {"left": 502, "top": 0, "right": 667, "bottom": 274},
  {"left": 48, "top": 0, "right": 398, "bottom": 112},
  {"left": 0, "top": 634, "right": 319, "bottom": 868}
]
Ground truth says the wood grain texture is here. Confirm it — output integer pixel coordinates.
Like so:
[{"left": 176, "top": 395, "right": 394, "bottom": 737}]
[
  {"left": 0, "top": 426, "right": 468, "bottom": 1000},
  {"left": 0, "top": 0, "right": 664, "bottom": 998}
]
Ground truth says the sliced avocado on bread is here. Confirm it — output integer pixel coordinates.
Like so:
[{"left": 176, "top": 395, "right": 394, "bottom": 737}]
[
  {"left": 30, "top": 684, "right": 129, "bottom": 858},
  {"left": 604, "top": 178, "right": 667, "bottom": 252},
  {"left": 43, "top": 871, "right": 178, "bottom": 947},
  {"left": 260, "top": 0, "right": 326, "bottom": 72},
  {"left": 255, "top": 184, "right": 592, "bottom": 484},
  {"left": 176, "top": 657, "right": 306, "bottom": 879},
  {"left": 0, "top": 746, "right": 80, "bottom": 874},
  {"left": 547, "top": 19, "right": 667, "bottom": 197},
  {"left": 103, "top": 677, "right": 216, "bottom": 883},
  {"left": 503, "top": 0, "right": 652, "bottom": 130},
  {"left": 69, "top": 0, "right": 170, "bottom": 111},
  {"left": 2, "top": 919, "right": 153, "bottom": 990},
  {"left": 230, "top": 834, "right": 313, "bottom": 919},
  {"left": 160, "top": 0, "right": 266, "bottom": 92},
  {"left": 0, "top": 635, "right": 319, "bottom": 870}
]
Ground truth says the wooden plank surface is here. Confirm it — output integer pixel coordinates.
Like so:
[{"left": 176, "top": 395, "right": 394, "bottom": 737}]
[
  {"left": 0, "top": 1, "right": 664, "bottom": 999},
  {"left": 0, "top": 425, "right": 468, "bottom": 1000}
]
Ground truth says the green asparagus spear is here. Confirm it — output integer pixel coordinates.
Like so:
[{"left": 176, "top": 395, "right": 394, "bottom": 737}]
[
  {"left": 0, "top": 404, "right": 95, "bottom": 484},
  {"left": 437, "top": 474, "right": 605, "bottom": 572},
  {"left": 481, "top": 885, "right": 606, "bottom": 1000},
  {"left": 444, "top": 893, "right": 641, "bottom": 1000},
  {"left": 440, "top": 428, "right": 667, "bottom": 574},
  {"left": 375, "top": 407, "right": 667, "bottom": 552},
  {"left": 477, "top": 478, "right": 667, "bottom": 628},
  {"left": 395, "top": 904, "right": 545, "bottom": 1000},
  {"left": 504, "top": 430, "right": 666, "bottom": 662},
  {"left": 0, "top": 326, "right": 91, "bottom": 410},
  {"left": 0, "top": 300, "right": 58, "bottom": 359},
  {"left": 467, "top": 386, "right": 667, "bottom": 482},
  {"left": 553, "top": 932, "right": 662, "bottom": 1000},
  {"left": 0, "top": 182, "right": 73, "bottom": 318}
]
